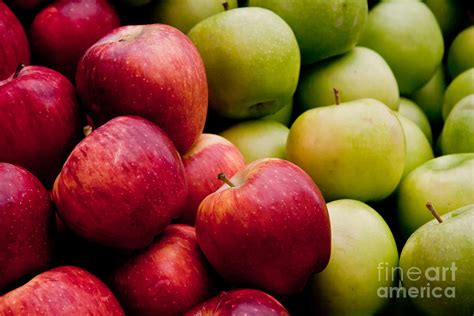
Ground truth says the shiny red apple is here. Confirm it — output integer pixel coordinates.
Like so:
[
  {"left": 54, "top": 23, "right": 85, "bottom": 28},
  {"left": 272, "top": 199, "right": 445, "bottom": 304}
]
[
  {"left": 52, "top": 116, "right": 187, "bottom": 249},
  {"left": 76, "top": 24, "right": 208, "bottom": 153}
]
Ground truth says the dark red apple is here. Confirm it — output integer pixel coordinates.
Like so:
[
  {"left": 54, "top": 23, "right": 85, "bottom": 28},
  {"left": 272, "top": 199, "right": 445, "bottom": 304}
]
[
  {"left": 180, "top": 133, "right": 245, "bottom": 224},
  {"left": 52, "top": 115, "right": 188, "bottom": 249},
  {"left": 185, "top": 289, "right": 290, "bottom": 316},
  {"left": 196, "top": 158, "right": 331, "bottom": 296},
  {"left": 0, "top": 2, "right": 30, "bottom": 80},
  {"left": 76, "top": 23, "right": 208, "bottom": 153},
  {"left": 30, "top": 0, "right": 120, "bottom": 80},
  {"left": 0, "top": 163, "right": 53, "bottom": 290},
  {"left": 0, "top": 65, "right": 83, "bottom": 186},
  {"left": 0, "top": 266, "right": 124, "bottom": 315},
  {"left": 111, "top": 224, "right": 215, "bottom": 315}
]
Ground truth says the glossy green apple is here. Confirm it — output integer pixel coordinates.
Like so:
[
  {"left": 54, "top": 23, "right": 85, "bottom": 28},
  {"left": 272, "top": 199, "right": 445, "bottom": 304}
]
[
  {"left": 287, "top": 98, "right": 405, "bottom": 202},
  {"left": 296, "top": 47, "right": 399, "bottom": 111},
  {"left": 220, "top": 120, "right": 289, "bottom": 163},
  {"left": 447, "top": 26, "right": 474, "bottom": 78},
  {"left": 442, "top": 68, "right": 474, "bottom": 119},
  {"left": 248, "top": 0, "right": 367, "bottom": 65},
  {"left": 311, "top": 199, "right": 398, "bottom": 316},
  {"left": 441, "top": 94, "right": 474, "bottom": 154},
  {"left": 398, "top": 98, "right": 432, "bottom": 144},
  {"left": 399, "top": 204, "right": 474, "bottom": 316},
  {"left": 424, "top": 0, "right": 467, "bottom": 38},
  {"left": 188, "top": 7, "right": 300, "bottom": 118},
  {"left": 150, "top": 0, "right": 238, "bottom": 33},
  {"left": 398, "top": 154, "right": 474, "bottom": 237},
  {"left": 359, "top": 1, "right": 444, "bottom": 94}
]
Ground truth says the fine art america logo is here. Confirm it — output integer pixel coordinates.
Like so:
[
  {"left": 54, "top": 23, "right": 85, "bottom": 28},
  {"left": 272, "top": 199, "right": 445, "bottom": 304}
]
[{"left": 377, "top": 262, "right": 457, "bottom": 298}]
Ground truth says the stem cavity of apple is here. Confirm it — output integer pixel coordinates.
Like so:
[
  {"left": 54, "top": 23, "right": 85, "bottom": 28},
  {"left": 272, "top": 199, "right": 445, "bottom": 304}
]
[
  {"left": 222, "top": 1, "right": 229, "bottom": 11},
  {"left": 83, "top": 125, "right": 93, "bottom": 137},
  {"left": 13, "top": 63, "right": 26, "bottom": 79},
  {"left": 333, "top": 88, "right": 340, "bottom": 105},
  {"left": 426, "top": 202, "right": 443, "bottom": 223},
  {"left": 218, "top": 172, "right": 235, "bottom": 188}
]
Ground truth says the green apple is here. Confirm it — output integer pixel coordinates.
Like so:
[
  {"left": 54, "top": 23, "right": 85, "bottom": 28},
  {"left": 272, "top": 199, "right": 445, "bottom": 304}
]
[
  {"left": 447, "top": 26, "right": 474, "bottom": 79},
  {"left": 397, "top": 153, "right": 474, "bottom": 237},
  {"left": 441, "top": 94, "right": 474, "bottom": 154},
  {"left": 220, "top": 120, "right": 289, "bottom": 163},
  {"left": 287, "top": 98, "right": 405, "bottom": 202},
  {"left": 150, "top": 0, "right": 238, "bottom": 33},
  {"left": 398, "top": 98, "right": 433, "bottom": 144},
  {"left": 262, "top": 99, "right": 293, "bottom": 126},
  {"left": 424, "top": 0, "right": 467, "bottom": 38},
  {"left": 359, "top": 1, "right": 444, "bottom": 94},
  {"left": 248, "top": 0, "right": 368, "bottom": 65},
  {"left": 296, "top": 47, "right": 399, "bottom": 111},
  {"left": 399, "top": 204, "right": 474, "bottom": 316},
  {"left": 442, "top": 68, "right": 474, "bottom": 119},
  {"left": 310, "top": 199, "right": 398, "bottom": 316},
  {"left": 188, "top": 7, "right": 300, "bottom": 119},
  {"left": 397, "top": 115, "right": 434, "bottom": 179}
]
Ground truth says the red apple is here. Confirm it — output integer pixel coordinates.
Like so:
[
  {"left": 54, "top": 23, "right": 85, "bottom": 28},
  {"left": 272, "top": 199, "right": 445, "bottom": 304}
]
[
  {"left": 185, "top": 289, "right": 290, "bottom": 316},
  {"left": 111, "top": 224, "right": 215, "bottom": 315},
  {"left": 0, "top": 2, "right": 30, "bottom": 80},
  {"left": 180, "top": 133, "right": 245, "bottom": 224},
  {"left": 0, "top": 163, "right": 53, "bottom": 290},
  {"left": 30, "top": 0, "right": 120, "bottom": 80},
  {"left": 0, "top": 65, "right": 83, "bottom": 186},
  {"left": 52, "top": 115, "right": 188, "bottom": 249},
  {"left": 76, "top": 24, "right": 208, "bottom": 153},
  {"left": 196, "top": 158, "right": 331, "bottom": 296},
  {"left": 0, "top": 266, "right": 124, "bottom": 315}
]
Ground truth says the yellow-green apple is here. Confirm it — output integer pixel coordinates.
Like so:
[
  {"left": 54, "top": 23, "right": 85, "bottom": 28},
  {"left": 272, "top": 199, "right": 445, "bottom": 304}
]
[
  {"left": 188, "top": 7, "right": 299, "bottom": 119},
  {"left": 76, "top": 24, "right": 207, "bottom": 153},
  {"left": 220, "top": 120, "right": 289, "bottom": 163},
  {"left": 441, "top": 94, "right": 474, "bottom": 154},
  {"left": 179, "top": 133, "right": 245, "bottom": 224},
  {"left": 399, "top": 204, "right": 474, "bottom": 316},
  {"left": 296, "top": 47, "right": 399, "bottom": 111},
  {"left": 398, "top": 98, "right": 433, "bottom": 144},
  {"left": 262, "top": 99, "right": 293, "bottom": 126},
  {"left": 30, "top": 0, "right": 120, "bottom": 80},
  {"left": 0, "top": 163, "right": 53, "bottom": 290},
  {"left": 249, "top": 0, "right": 367, "bottom": 65},
  {"left": 359, "top": 1, "right": 444, "bottom": 94},
  {"left": 111, "top": 225, "right": 215, "bottom": 315},
  {"left": 442, "top": 68, "right": 474, "bottom": 119},
  {"left": 310, "top": 199, "right": 398, "bottom": 315},
  {"left": 287, "top": 98, "right": 405, "bottom": 202},
  {"left": 0, "top": 65, "right": 83, "bottom": 186},
  {"left": 185, "top": 289, "right": 289, "bottom": 315},
  {"left": 397, "top": 154, "right": 474, "bottom": 237},
  {"left": 0, "top": 266, "right": 124, "bottom": 315},
  {"left": 447, "top": 26, "right": 474, "bottom": 78},
  {"left": 196, "top": 158, "right": 331, "bottom": 295},
  {"left": 52, "top": 116, "right": 187, "bottom": 249},
  {"left": 151, "top": 0, "right": 237, "bottom": 33},
  {"left": 0, "top": 2, "right": 29, "bottom": 80},
  {"left": 424, "top": 0, "right": 467, "bottom": 38}
]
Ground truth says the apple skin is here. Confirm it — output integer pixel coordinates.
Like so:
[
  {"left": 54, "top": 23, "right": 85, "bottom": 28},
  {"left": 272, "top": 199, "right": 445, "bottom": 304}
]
[
  {"left": 185, "top": 289, "right": 290, "bottom": 316},
  {"left": 187, "top": 7, "right": 300, "bottom": 119},
  {"left": 359, "top": 1, "right": 444, "bottom": 94},
  {"left": 196, "top": 158, "right": 331, "bottom": 295},
  {"left": 397, "top": 153, "right": 474, "bottom": 237},
  {"left": 424, "top": 0, "right": 467, "bottom": 39},
  {"left": 180, "top": 134, "right": 245, "bottom": 224},
  {"left": 52, "top": 116, "right": 188, "bottom": 250},
  {"left": 30, "top": 0, "right": 120, "bottom": 80},
  {"left": 76, "top": 24, "right": 208, "bottom": 153},
  {"left": 398, "top": 98, "right": 433, "bottom": 144},
  {"left": 111, "top": 225, "right": 215, "bottom": 316},
  {"left": 296, "top": 47, "right": 399, "bottom": 111},
  {"left": 220, "top": 120, "right": 289, "bottom": 163},
  {"left": 0, "top": 2, "right": 30, "bottom": 80},
  {"left": 442, "top": 68, "right": 474, "bottom": 119},
  {"left": 262, "top": 98, "right": 293, "bottom": 126},
  {"left": 287, "top": 98, "right": 405, "bottom": 202},
  {"left": 249, "top": 0, "right": 368, "bottom": 65},
  {"left": 447, "top": 26, "right": 474, "bottom": 78},
  {"left": 0, "top": 65, "right": 83, "bottom": 186},
  {"left": 441, "top": 94, "right": 474, "bottom": 154},
  {"left": 399, "top": 205, "right": 474, "bottom": 316},
  {"left": 0, "top": 163, "right": 54, "bottom": 290},
  {"left": 0, "top": 266, "right": 124, "bottom": 315}
]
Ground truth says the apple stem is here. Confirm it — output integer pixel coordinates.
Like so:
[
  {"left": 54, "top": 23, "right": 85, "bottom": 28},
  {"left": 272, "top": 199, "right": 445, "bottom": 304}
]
[
  {"left": 13, "top": 63, "right": 25, "bottom": 79},
  {"left": 83, "top": 125, "right": 93, "bottom": 137},
  {"left": 333, "top": 88, "right": 340, "bottom": 105},
  {"left": 218, "top": 172, "right": 235, "bottom": 188},
  {"left": 222, "top": 1, "right": 229, "bottom": 10},
  {"left": 426, "top": 202, "right": 443, "bottom": 223}
]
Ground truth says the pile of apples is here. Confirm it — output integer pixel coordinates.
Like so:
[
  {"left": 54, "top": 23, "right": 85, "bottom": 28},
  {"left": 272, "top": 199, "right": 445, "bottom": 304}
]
[{"left": 0, "top": 0, "right": 473, "bottom": 315}]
